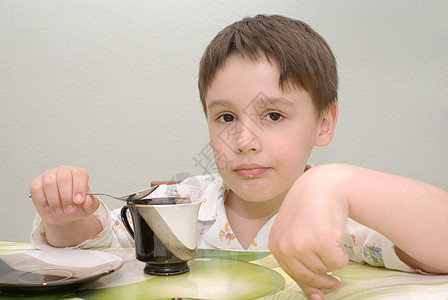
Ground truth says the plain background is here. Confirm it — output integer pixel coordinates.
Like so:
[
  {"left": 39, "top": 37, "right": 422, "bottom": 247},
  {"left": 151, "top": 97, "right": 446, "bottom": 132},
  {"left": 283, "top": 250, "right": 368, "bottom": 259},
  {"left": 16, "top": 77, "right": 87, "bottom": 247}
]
[{"left": 1, "top": 0, "right": 447, "bottom": 242}]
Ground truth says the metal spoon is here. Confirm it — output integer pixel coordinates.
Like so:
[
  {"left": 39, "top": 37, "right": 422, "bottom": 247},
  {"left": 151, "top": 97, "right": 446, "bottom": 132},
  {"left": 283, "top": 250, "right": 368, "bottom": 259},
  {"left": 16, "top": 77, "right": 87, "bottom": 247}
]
[
  {"left": 88, "top": 185, "right": 159, "bottom": 202},
  {"left": 28, "top": 185, "right": 159, "bottom": 203}
]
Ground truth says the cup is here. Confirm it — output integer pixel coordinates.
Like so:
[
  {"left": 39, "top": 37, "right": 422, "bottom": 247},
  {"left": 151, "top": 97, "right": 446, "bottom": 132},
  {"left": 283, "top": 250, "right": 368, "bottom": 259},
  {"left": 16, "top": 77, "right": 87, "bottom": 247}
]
[{"left": 121, "top": 197, "right": 201, "bottom": 276}]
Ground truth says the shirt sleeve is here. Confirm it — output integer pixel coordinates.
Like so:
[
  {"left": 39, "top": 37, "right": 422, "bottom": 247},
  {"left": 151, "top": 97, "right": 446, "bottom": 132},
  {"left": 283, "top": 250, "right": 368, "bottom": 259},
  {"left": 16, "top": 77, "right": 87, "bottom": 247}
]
[
  {"left": 30, "top": 200, "right": 134, "bottom": 249},
  {"left": 341, "top": 218, "right": 412, "bottom": 272}
]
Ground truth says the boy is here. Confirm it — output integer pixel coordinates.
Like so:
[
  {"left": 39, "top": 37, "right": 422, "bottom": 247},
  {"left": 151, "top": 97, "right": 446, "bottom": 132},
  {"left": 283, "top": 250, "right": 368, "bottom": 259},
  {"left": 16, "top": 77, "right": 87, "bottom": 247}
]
[{"left": 29, "top": 15, "right": 448, "bottom": 300}]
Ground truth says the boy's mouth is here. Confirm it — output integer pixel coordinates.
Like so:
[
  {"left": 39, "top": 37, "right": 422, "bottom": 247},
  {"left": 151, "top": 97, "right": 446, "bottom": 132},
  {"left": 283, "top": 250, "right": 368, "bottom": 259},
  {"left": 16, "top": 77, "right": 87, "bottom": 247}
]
[{"left": 233, "top": 164, "right": 270, "bottom": 178}]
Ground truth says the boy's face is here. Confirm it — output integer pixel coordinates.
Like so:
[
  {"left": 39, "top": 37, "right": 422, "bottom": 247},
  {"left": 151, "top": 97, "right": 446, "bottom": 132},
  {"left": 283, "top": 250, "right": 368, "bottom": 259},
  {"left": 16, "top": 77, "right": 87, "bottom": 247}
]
[{"left": 205, "top": 53, "right": 337, "bottom": 204}]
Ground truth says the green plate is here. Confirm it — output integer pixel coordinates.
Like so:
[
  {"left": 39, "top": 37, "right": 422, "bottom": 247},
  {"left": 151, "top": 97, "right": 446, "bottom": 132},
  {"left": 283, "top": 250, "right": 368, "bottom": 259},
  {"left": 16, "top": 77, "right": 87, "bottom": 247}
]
[
  {"left": 196, "top": 249, "right": 271, "bottom": 262},
  {"left": 81, "top": 256, "right": 285, "bottom": 300}
]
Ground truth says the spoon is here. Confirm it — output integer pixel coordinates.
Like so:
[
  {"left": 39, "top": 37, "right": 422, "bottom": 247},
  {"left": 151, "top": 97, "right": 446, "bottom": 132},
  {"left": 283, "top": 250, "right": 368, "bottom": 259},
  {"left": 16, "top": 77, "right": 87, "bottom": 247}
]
[
  {"left": 28, "top": 185, "right": 159, "bottom": 203},
  {"left": 88, "top": 185, "right": 160, "bottom": 202}
]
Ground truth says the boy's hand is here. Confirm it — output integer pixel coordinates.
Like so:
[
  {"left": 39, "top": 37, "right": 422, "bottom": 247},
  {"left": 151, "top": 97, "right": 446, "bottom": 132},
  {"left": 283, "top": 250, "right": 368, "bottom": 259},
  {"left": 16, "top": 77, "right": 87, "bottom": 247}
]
[
  {"left": 269, "top": 165, "right": 350, "bottom": 300},
  {"left": 29, "top": 166, "right": 100, "bottom": 225}
]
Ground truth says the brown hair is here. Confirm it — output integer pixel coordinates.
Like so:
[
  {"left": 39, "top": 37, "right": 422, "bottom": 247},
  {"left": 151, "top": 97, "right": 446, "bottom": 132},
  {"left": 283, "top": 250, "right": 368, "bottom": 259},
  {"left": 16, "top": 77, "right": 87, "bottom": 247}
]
[{"left": 198, "top": 14, "right": 338, "bottom": 118}]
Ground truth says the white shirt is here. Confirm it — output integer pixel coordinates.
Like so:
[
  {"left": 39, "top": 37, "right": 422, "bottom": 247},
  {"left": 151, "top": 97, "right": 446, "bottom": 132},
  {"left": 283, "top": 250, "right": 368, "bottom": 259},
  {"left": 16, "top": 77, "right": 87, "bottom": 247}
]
[{"left": 31, "top": 173, "right": 412, "bottom": 272}]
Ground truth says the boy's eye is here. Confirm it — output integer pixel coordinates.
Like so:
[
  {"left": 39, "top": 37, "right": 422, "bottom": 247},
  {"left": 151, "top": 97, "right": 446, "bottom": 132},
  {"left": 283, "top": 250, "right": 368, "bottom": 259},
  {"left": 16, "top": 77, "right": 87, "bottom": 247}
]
[
  {"left": 217, "top": 113, "right": 236, "bottom": 122},
  {"left": 264, "top": 112, "right": 283, "bottom": 122}
]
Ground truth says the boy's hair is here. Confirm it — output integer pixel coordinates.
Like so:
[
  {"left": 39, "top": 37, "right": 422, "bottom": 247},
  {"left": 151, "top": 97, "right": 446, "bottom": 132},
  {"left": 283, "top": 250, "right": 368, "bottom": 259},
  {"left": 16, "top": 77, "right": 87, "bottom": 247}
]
[{"left": 198, "top": 14, "right": 338, "bottom": 118}]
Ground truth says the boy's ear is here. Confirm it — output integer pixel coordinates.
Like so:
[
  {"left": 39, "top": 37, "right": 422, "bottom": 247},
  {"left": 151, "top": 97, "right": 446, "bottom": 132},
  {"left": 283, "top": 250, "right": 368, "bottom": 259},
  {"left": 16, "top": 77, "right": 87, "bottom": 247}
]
[{"left": 314, "top": 102, "right": 338, "bottom": 147}]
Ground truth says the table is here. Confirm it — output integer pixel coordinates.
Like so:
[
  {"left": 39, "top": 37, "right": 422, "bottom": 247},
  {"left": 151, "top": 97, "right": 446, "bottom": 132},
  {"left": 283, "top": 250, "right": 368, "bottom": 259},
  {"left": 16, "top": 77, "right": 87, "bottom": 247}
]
[{"left": 1, "top": 241, "right": 448, "bottom": 299}]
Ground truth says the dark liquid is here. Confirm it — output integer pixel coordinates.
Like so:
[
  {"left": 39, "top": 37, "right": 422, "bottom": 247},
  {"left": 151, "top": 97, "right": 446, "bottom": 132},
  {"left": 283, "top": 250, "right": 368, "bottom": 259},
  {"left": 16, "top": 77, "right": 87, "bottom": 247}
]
[{"left": 129, "top": 197, "right": 191, "bottom": 206}]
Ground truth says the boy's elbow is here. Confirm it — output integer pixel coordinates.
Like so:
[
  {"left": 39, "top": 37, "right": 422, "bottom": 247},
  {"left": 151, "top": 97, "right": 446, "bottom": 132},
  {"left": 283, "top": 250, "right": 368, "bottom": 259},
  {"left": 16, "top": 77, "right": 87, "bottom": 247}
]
[
  {"left": 415, "top": 262, "right": 448, "bottom": 274},
  {"left": 395, "top": 246, "right": 448, "bottom": 274}
]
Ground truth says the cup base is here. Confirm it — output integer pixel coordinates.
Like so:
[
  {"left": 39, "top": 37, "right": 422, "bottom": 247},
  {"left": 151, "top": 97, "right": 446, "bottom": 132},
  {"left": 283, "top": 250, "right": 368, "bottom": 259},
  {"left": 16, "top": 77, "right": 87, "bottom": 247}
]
[{"left": 144, "top": 262, "right": 190, "bottom": 276}]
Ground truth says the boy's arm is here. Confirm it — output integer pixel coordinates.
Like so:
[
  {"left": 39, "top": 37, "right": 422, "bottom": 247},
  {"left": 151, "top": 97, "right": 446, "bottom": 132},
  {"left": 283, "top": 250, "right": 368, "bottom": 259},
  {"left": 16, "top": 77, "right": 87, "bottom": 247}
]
[
  {"left": 342, "top": 164, "right": 448, "bottom": 273},
  {"left": 42, "top": 215, "right": 102, "bottom": 247},
  {"left": 269, "top": 163, "right": 448, "bottom": 299}
]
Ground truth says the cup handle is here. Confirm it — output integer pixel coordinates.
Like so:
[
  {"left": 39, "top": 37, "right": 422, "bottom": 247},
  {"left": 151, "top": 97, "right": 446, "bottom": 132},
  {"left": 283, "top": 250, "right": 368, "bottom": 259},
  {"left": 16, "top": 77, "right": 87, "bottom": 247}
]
[{"left": 120, "top": 205, "right": 134, "bottom": 239}]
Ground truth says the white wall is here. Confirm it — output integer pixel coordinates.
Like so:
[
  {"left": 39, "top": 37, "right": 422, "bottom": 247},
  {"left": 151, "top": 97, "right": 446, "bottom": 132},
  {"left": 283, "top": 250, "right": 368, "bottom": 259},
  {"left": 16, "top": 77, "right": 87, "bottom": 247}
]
[{"left": 1, "top": 0, "right": 447, "bottom": 242}]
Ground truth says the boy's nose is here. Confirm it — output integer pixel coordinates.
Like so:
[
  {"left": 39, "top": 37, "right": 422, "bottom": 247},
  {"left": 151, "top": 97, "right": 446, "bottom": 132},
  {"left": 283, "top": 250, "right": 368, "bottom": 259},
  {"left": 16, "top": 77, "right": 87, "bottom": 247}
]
[{"left": 234, "top": 123, "right": 260, "bottom": 154}]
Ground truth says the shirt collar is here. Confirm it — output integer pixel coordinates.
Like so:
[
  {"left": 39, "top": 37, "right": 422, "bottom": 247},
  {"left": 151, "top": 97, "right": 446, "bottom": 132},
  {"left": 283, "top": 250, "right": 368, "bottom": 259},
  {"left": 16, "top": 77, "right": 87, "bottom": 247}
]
[
  {"left": 202, "top": 199, "right": 277, "bottom": 250},
  {"left": 195, "top": 174, "right": 228, "bottom": 221}
]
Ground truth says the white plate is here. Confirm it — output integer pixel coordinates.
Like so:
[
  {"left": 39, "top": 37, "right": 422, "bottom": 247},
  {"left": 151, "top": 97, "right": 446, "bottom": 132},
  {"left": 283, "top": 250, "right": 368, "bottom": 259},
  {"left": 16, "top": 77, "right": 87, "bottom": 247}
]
[{"left": 0, "top": 249, "right": 123, "bottom": 296}]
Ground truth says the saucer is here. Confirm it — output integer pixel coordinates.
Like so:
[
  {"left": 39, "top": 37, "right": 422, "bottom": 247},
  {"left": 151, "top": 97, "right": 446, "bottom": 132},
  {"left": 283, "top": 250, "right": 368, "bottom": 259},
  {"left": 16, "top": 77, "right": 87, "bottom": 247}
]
[{"left": 0, "top": 249, "right": 123, "bottom": 296}]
